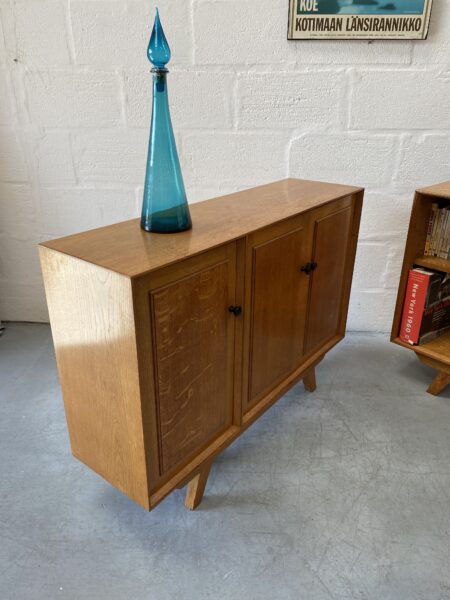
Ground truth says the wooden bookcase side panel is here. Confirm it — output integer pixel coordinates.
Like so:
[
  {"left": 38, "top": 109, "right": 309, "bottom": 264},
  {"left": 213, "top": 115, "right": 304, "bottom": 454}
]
[
  {"left": 391, "top": 192, "right": 440, "bottom": 341},
  {"left": 39, "top": 247, "right": 150, "bottom": 509},
  {"left": 392, "top": 192, "right": 450, "bottom": 343}
]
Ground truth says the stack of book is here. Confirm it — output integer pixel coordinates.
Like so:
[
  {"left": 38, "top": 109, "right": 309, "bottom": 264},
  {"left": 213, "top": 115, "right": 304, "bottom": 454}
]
[
  {"left": 424, "top": 203, "right": 450, "bottom": 258},
  {"left": 400, "top": 267, "right": 450, "bottom": 345}
]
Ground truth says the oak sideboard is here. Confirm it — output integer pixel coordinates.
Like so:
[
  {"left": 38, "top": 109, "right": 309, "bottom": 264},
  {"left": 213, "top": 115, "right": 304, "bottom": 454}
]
[{"left": 40, "top": 178, "right": 364, "bottom": 511}]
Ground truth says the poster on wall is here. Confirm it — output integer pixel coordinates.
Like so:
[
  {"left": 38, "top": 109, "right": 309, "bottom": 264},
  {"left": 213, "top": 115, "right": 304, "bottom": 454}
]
[{"left": 288, "top": 0, "right": 433, "bottom": 40}]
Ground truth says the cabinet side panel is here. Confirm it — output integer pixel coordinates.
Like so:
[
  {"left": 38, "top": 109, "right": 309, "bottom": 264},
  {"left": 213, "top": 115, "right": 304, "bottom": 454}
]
[
  {"left": 337, "top": 192, "right": 363, "bottom": 337},
  {"left": 39, "top": 247, "right": 149, "bottom": 509}
]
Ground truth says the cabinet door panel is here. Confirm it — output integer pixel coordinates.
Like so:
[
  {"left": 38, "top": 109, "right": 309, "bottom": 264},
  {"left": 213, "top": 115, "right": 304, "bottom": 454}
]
[
  {"left": 305, "top": 206, "right": 352, "bottom": 355},
  {"left": 149, "top": 248, "right": 236, "bottom": 475},
  {"left": 247, "top": 223, "right": 310, "bottom": 408}
]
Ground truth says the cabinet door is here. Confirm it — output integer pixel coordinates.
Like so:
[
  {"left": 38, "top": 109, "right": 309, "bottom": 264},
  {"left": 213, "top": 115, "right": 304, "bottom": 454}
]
[
  {"left": 304, "top": 204, "right": 353, "bottom": 355},
  {"left": 140, "top": 245, "right": 238, "bottom": 477},
  {"left": 244, "top": 217, "right": 310, "bottom": 411}
]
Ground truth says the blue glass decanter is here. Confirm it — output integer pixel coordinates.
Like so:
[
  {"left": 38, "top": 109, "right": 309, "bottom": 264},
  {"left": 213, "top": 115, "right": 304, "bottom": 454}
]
[{"left": 141, "top": 9, "right": 192, "bottom": 233}]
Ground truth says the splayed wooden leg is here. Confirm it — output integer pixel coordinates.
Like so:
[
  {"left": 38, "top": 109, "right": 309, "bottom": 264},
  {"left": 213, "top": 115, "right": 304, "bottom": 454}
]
[
  {"left": 417, "top": 355, "right": 450, "bottom": 397},
  {"left": 427, "top": 371, "right": 450, "bottom": 396},
  {"left": 303, "top": 367, "right": 317, "bottom": 393},
  {"left": 185, "top": 462, "right": 212, "bottom": 510}
]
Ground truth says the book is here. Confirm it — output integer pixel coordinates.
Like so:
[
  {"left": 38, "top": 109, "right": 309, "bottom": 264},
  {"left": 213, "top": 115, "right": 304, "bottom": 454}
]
[
  {"left": 442, "top": 207, "right": 450, "bottom": 259},
  {"left": 433, "top": 208, "right": 444, "bottom": 257},
  {"left": 424, "top": 204, "right": 450, "bottom": 258},
  {"left": 424, "top": 203, "right": 438, "bottom": 256},
  {"left": 430, "top": 205, "right": 441, "bottom": 257},
  {"left": 399, "top": 267, "right": 450, "bottom": 345},
  {"left": 437, "top": 208, "right": 448, "bottom": 258}
]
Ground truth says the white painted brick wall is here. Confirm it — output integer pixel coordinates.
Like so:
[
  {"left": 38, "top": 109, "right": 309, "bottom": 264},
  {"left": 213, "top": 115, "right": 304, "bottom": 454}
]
[
  {"left": 124, "top": 70, "right": 235, "bottom": 128},
  {"left": 237, "top": 71, "right": 345, "bottom": 129},
  {"left": 182, "top": 132, "right": 289, "bottom": 188},
  {"left": 7, "top": 1, "right": 72, "bottom": 67},
  {"left": 72, "top": 129, "right": 148, "bottom": 183},
  {"left": 24, "top": 71, "right": 123, "bottom": 127},
  {"left": 350, "top": 69, "right": 450, "bottom": 129},
  {"left": 0, "top": 0, "right": 449, "bottom": 328},
  {"left": 290, "top": 133, "right": 398, "bottom": 186}
]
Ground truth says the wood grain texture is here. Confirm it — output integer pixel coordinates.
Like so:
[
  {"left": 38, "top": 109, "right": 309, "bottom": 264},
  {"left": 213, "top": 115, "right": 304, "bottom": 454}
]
[
  {"left": 40, "top": 180, "right": 364, "bottom": 511},
  {"left": 393, "top": 334, "right": 450, "bottom": 368},
  {"left": 418, "top": 355, "right": 450, "bottom": 395},
  {"left": 40, "top": 179, "right": 362, "bottom": 279},
  {"left": 39, "top": 247, "right": 149, "bottom": 509},
  {"left": 427, "top": 372, "right": 450, "bottom": 396},
  {"left": 248, "top": 221, "right": 309, "bottom": 407},
  {"left": 418, "top": 180, "right": 450, "bottom": 200},
  {"left": 336, "top": 192, "right": 364, "bottom": 339},
  {"left": 304, "top": 206, "right": 353, "bottom": 355},
  {"left": 150, "top": 259, "right": 234, "bottom": 474},
  {"left": 241, "top": 195, "right": 360, "bottom": 418},
  {"left": 417, "top": 352, "right": 450, "bottom": 375},
  {"left": 185, "top": 462, "right": 212, "bottom": 510},
  {"left": 303, "top": 368, "right": 317, "bottom": 392},
  {"left": 132, "top": 244, "right": 239, "bottom": 493},
  {"left": 414, "top": 255, "right": 450, "bottom": 274}
]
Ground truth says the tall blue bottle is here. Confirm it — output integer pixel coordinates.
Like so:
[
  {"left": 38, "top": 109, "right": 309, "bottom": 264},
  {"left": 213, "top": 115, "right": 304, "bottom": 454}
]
[{"left": 141, "top": 9, "right": 192, "bottom": 233}]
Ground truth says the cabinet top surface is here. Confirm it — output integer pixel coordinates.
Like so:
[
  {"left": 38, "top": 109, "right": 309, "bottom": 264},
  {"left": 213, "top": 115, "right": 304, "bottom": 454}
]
[
  {"left": 40, "top": 178, "right": 362, "bottom": 278},
  {"left": 418, "top": 180, "right": 450, "bottom": 200}
]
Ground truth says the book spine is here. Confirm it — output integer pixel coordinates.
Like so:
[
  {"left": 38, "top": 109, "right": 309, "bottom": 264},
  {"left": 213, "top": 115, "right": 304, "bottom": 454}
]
[
  {"left": 438, "top": 209, "right": 449, "bottom": 258},
  {"left": 418, "top": 298, "right": 450, "bottom": 344},
  {"left": 436, "top": 208, "right": 446, "bottom": 257},
  {"left": 443, "top": 208, "right": 450, "bottom": 259},
  {"left": 433, "top": 208, "right": 442, "bottom": 257},
  {"left": 399, "top": 270, "right": 430, "bottom": 345},
  {"left": 424, "top": 206, "right": 436, "bottom": 256},
  {"left": 429, "top": 204, "right": 439, "bottom": 256}
]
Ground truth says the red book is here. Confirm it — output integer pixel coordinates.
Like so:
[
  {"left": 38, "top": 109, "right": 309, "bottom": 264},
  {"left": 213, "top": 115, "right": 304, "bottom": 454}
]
[{"left": 399, "top": 269, "right": 433, "bottom": 344}]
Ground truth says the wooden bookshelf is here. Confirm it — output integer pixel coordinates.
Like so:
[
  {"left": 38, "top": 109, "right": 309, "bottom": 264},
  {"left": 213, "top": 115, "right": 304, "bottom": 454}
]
[
  {"left": 414, "top": 256, "right": 450, "bottom": 274},
  {"left": 391, "top": 181, "right": 450, "bottom": 396}
]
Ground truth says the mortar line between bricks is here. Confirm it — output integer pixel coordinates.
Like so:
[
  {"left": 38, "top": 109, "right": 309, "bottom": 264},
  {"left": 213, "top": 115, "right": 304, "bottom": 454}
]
[
  {"left": 65, "top": 0, "right": 76, "bottom": 65},
  {"left": 25, "top": 65, "right": 441, "bottom": 74}
]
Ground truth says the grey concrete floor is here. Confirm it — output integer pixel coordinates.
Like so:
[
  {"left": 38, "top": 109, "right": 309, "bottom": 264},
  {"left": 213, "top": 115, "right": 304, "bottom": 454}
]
[{"left": 1, "top": 323, "right": 450, "bottom": 600}]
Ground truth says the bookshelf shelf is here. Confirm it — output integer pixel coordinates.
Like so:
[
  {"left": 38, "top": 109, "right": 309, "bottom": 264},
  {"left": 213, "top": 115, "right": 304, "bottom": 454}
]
[
  {"left": 393, "top": 332, "right": 450, "bottom": 367},
  {"left": 391, "top": 181, "right": 450, "bottom": 396},
  {"left": 414, "top": 255, "right": 450, "bottom": 274}
]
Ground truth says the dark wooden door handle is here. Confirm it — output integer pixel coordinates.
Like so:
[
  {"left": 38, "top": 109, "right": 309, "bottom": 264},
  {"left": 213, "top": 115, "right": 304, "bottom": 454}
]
[
  {"left": 228, "top": 305, "right": 242, "bottom": 316},
  {"left": 300, "top": 262, "right": 318, "bottom": 275}
]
